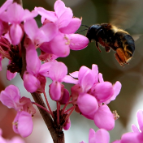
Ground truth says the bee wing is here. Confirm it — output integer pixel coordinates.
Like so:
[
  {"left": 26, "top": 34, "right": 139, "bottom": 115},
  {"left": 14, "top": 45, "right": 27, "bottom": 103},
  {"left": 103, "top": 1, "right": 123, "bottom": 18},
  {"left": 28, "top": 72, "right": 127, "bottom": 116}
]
[{"left": 109, "top": 0, "right": 143, "bottom": 30}]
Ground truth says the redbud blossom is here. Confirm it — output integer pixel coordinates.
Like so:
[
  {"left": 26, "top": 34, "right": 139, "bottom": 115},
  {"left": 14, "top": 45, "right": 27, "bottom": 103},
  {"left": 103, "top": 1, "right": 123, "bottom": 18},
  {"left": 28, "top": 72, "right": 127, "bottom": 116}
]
[
  {"left": 35, "top": 0, "right": 89, "bottom": 57},
  {"left": 65, "top": 64, "right": 121, "bottom": 130},
  {"left": 113, "top": 110, "right": 143, "bottom": 143},
  {"left": 0, "top": 85, "right": 36, "bottom": 137},
  {"left": 45, "top": 61, "right": 68, "bottom": 101},
  {"left": 24, "top": 18, "right": 58, "bottom": 46},
  {"left": 24, "top": 42, "right": 50, "bottom": 93},
  {"left": 0, "top": 2, "right": 37, "bottom": 45},
  {"left": 81, "top": 128, "right": 110, "bottom": 143}
]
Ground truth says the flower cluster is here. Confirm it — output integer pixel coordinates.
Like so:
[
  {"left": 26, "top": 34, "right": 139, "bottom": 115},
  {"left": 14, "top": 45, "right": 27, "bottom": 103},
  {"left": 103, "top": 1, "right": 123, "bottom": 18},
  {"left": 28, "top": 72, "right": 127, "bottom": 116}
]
[
  {"left": 66, "top": 65, "right": 121, "bottom": 130},
  {"left": 0, "top": 0, "right": 89, "bottom": 82},
  {"left": 0, "top": 0, "right": 123, "bottom": 140}
]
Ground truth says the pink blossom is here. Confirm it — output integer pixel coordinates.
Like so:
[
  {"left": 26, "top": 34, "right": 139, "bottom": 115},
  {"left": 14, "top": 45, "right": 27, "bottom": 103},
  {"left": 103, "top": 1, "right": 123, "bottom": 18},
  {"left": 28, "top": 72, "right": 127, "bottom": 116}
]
[
  {"left": 77, "top": 93, "right": 98, "bottom": 119},
  {"left": 24, "top": 18, "right": 57, "bottom": 47},
  {"left": 35, "top": 0, "right": 89, "bottom": 57},
  {"left": 24, "top": 42, "right": 51, "bottom": 93},
  {"left": 44, "top": 60, "right": 68, "bottom": 101},
  {"left": 0, "top": 2, "right": 37, "bottom": 45},
  {"left": 65, "top": 64, "right": 121, "bottom": 130},
  {"left": 81, "top": 128, "right": 110, "bottom": 143},
  {"left": 94, "top": 105, "right": 115, "bottom": 130},
  {"left": 13, "top": 111, "right": 33, "bottom": 137},
  {"left": 0, "top": 0, "right": 13, "bottom": 36},
  {"left": 0, "top": 85, "right": 36, "bottom": 137},
  {"left": 113, "top": 110, "right": 143, "bottom": 143},
  {"left": 0, "top": 85, "right": 21, "bottom": 109}
]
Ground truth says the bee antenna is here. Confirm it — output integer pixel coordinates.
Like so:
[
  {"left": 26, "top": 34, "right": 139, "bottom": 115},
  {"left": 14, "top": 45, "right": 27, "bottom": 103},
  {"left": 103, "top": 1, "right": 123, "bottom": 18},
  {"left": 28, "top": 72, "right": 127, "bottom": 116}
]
[
  {"left": 76, "top": 29, "right": 88, "bottom": 33},
  {"left": 81, "top": 24, "right": 89, "bottom": 28}
]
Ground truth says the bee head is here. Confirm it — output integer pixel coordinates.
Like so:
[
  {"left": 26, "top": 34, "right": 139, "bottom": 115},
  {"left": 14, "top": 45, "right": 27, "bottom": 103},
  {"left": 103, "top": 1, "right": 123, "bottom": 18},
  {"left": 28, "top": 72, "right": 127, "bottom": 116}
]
[{"left": 86, "top": 25, "right": 102, "bottom": 42}]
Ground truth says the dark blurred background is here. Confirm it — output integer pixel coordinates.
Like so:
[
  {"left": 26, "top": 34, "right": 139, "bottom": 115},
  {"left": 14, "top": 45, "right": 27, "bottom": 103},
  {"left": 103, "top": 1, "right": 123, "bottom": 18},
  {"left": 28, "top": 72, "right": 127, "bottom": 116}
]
[{"left": 0, "top": 0, "right": 143, "bottom": 142}]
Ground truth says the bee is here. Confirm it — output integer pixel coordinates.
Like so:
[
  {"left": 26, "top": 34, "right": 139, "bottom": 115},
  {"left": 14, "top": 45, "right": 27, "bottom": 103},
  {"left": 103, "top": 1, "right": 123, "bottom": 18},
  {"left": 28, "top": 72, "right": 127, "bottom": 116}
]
[{"left": 86, "top": 23, "right": 135, "bottom": 66}]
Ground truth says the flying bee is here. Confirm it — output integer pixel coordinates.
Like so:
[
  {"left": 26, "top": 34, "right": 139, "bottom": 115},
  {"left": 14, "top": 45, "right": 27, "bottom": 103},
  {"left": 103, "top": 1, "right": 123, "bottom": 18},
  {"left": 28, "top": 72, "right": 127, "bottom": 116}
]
[{"left": 86, "top": 23, "right": 135, "bottom": 66}]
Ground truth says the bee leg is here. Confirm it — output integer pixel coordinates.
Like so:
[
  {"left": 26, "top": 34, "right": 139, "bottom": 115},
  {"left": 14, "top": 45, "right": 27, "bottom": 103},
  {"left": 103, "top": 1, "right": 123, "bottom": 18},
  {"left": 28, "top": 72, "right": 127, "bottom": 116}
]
[
  {"left": 115, "top": 48, "right": 126, "bottom": 66},
  {"left": 95, "top": 41, "right": 101, "bottom": 52}
]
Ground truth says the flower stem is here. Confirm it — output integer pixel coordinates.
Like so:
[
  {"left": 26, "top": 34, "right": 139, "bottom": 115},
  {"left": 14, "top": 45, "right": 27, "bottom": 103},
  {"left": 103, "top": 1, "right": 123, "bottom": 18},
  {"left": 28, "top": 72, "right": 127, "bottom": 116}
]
[
  {"left": 65, "top": 106, "right": 75, "bottom": 122},
  {"left": 64, "top": 106, "right": 75, "bottom": 114},
  {"left": 56, "top": 102, "right": 60, "bottom": 125},
  {"left": 32, "top": 102, "right": 50, "bottom": 114},
  {"left": 43, "top": 91, "right": 54, "bottom": 117}
]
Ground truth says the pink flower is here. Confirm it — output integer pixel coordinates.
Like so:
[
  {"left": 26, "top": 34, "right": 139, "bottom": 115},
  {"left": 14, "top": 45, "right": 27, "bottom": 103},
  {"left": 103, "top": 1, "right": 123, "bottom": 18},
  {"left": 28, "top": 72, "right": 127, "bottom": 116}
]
[
  {"left": 93, "top": 105, "right": 115, "bottom": 130},
  {"left": 35, "top": 0, "right": 89, "bottom": 57},
  {"left": 81, "top": 128, "right": 110, "bottom": 143},
  {"left": 23, "top": 42, "right": 51, "bottom": 93},
  {"left": 24, "top": 18, "right": 57, "bottom": 47},
  {"left": 113, "top": 110, "right": 143, "bottom": 143},
  {"left": 13, "top": 111, "right": 33, "bottom": 138},
  {"left": 0, "top": 0, "right": 13, "bottom": 36},
  {"left": 64, "top": 64, "right": 121, "bottom": 130},
  {"left": 0, "top": 2, "right": 37, "bottom": 45},
  {"left": 0, "top": 85, "right": 36, "bottom": 137},
  {"left": 44, "top": 60, "right": 68, "bottom": 101}
]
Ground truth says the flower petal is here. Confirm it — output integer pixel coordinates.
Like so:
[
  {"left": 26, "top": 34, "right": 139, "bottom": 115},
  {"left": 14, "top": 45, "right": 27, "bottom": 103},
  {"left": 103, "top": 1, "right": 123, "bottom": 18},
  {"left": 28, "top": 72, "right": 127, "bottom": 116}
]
[
  {"left": 47, "top": 61, "right": 67, "bottom": 81},
  {"left": 94, "top": 129, "right": 110, "bottom": 143},
  {"left": 26, "top": 42, "right": 41, "bottom": 75},
  {"left": 50, "top": 33, "right": 70, "bottom": 57},
  {"left": 24, "top": 18, "right": 38, "bottom": 43},
  {"left": 58, "top": 7, "right": 73, "bottom": 28},
  {"left": 40, "top": 33, "right": 70, "bottom": 57},
  {"left": 62, "top": 75, "right": 78, "bottom": 84},
  {"left": 0, "top": 0, "right": 13, "bottom": 14},
  {"left": 69, "top": 34, "right": 89, "bottom": 50},
  {"left": 93, "top": 82, "right": 113, "bottom": 103},
  {"left": 60, "top": 18, "right": 81, "bottom": 34},
  {"left": 77, "top": 93, "right": 98, "bottom": 117},
  {"left": 54, "top": 0, "right": 66, "bottom": 17},
  {"left": 10, "top": 24, "right": 23, "bottom": 45},
  {"left": 6, "top": 70, "right": 17, "bottom": 81},
  {"left": 1, "top": 3, "right": 24, "bottom": 23},
  {"left": 38, "top": 22, "right": 57, "bottom": 43},
  {"left": 121, "top": 132, "right": 140, "bottom": 143},
  {"left": 78, "top": 66, "right": 95, "bottom": 92},
  {"left": 35, "top": 7, "right": 57, "bottom": 23},
  {"left": 13, "top": 111, "right": 33, "bottom": 137},
  {"left": 89, "top": 128, "right": 110, "bottom": 143},
  {"left": 23, "top": 72, "right": 40, "bottom": 93},
  {"left": 0, "top": 85, "right": 20, "bottom": 109},
  {"left": 94, "top": 105, "right": 115, "bottom": 130},
  {"left": 49, "top": 81, "right": 63, "bottom": 101}
]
